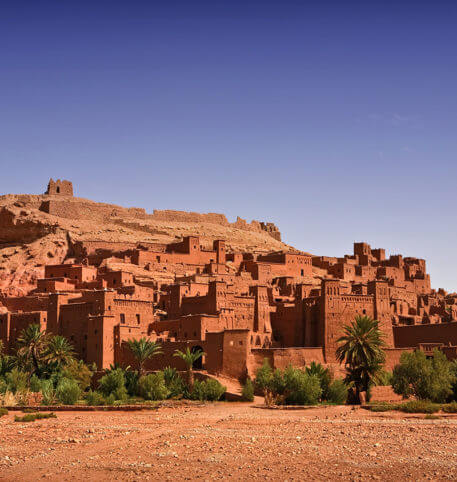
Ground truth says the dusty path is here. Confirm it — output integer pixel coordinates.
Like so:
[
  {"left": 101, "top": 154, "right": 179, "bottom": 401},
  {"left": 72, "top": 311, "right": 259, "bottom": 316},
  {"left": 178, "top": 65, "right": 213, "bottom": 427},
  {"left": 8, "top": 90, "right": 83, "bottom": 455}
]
[{"left": 1, "top": 403, "right": 457, "bottom": 481}]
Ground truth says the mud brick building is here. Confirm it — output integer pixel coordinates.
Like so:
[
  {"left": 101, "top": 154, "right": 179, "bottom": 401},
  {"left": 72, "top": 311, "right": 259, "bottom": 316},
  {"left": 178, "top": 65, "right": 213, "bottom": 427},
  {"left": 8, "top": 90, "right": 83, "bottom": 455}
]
[{"left": 1, "top": 180, "right": 457, "bottom": 380}]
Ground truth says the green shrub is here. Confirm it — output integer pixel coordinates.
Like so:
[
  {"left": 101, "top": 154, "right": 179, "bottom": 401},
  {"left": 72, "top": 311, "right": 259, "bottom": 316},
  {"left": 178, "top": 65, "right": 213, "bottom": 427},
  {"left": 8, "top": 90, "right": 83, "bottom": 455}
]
[
  {"left": 442, "top": 402, "right": 457, "bottom": 413},
  {"left": 40, "top": 379, "right": 56, "bottom": 405},
  {"left": 0, "top": 407, "right": 8, "bottom": 417},
  {"left": 392, "top": 350, "right": 455, "bottom": 403},
  {"left": 104, "top": 394, "right": 116, "bottom": 405},
  {"left": 398, "top": 400, "right": 440, "bottom": 414},
  {"left": 62, "top": 360, "right": 94, "bottom": 391},
  {"left": 85, "top": 390, "right": 106, "bottom": 406},
  {"left": 5, "top": 369, "right": 28, "bottom": 394},
  {"left": 327, "top": 379, "right": 348, "bottom": 404},
  {"left": 201, "top": 379, "right": 226, "bottom": 401},
  {"left": 365, "top": 402, "right": 399, "bottom": 412},
  {"left": 56, "top": 378, "right": 81, "bottom": 405},
  {"left": 0, "top": 378, "right": 7, "bottom": 394},
  {"left": 14, "top": 412, "right": 56, "bottom": 422},
  {"left": 255, "top": 359, "right": 273, "bottom": 392},
  {"left": 282, "top": 367, "right": 322, "bottom": 405},
  {"left": 425, "top": 414, "right": 440, "bottom": 420},
  {"left": 162, "top": 366, "right": 178, "bottom": 385},
  {"left": 190, "top": 379, "right": 226, "bottom": 401},
  {"left": 157, "top": 367, "right": 187, "bottom": 399},
  {"left": 124, "top": 370, "right": 140, "bottom": 397},
  {"left": 241, "top": 379, "right": 255, "bottom": 402},
  {"left": 138, "top": 373, "right": 169, "bottom": 401},
  {"left": 306, "top": 362, "right": 332, "bottom": 400},
  {"left": 29, "top": 375, "right": 42, "bottom": 393},
  {"left": 98, "top": 369, "right": 127, "bottom": 398}
]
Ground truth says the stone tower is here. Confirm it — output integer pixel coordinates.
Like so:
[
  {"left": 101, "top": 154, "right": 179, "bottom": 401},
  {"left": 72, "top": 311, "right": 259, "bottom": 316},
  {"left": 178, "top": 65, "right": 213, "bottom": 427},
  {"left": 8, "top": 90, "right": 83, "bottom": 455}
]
[{"left": 45, "top": 179, "right": 74, "bottom": 196}]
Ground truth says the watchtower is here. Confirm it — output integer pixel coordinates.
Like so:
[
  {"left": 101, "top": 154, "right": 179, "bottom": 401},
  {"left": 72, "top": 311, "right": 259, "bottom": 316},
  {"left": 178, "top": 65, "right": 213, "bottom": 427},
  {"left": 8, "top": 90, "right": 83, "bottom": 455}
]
[{"left": 45, "top": 179, "right": 74, "bottom": 196}]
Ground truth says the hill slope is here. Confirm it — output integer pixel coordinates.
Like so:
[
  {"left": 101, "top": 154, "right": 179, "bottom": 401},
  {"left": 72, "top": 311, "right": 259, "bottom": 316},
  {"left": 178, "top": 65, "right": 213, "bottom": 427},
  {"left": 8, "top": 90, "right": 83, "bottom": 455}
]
[{"left": 0, "top": 193, "right": 292, "bottom": 296}]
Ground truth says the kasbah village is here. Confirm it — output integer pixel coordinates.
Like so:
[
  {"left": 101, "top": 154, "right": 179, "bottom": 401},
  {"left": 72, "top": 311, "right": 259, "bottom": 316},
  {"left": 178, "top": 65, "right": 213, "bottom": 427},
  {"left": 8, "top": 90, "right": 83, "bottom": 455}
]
[{"left": 1, "top": 179, "right": 457, "bottom": 481}]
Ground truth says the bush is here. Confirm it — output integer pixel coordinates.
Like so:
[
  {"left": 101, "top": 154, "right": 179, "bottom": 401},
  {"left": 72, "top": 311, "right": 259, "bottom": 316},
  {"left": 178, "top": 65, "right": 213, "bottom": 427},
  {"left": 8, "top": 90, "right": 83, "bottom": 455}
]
[
  {"left": 306, "top": 362, "right": 332, "bottom": 400},
  {"left": 255, "top": 359, "right": 273, "bottom": 392},
  {"left": 56, "top": 378, "right": 81, "bottom": 405},
  {"left": 5, "top": 369, "right": 28, "bottom": 393},
  {"left": 327, "top": 379, "right": 348, "bottom": 404},
  {"left": 62, "top": 360, "right": 94, "bottom": 391},
  {"left": 29, "top": 375, "right": 42, "bottom": 393},
  {"left": 365, "top": 402, "right": 399, "bottom": 412},
  {"left": 104, "top": 394, "right": 116, "bottom": 405},
  {"left": 442, "top": 402, "right": 457, "bottom": 413},
  {"left": 138, "top": 373, "right": 169, "bottom": 401},
  {"left": 392, "top": 349, "right": 455, "bottom": 403},
  {"left": 241, "top": 379, "right": 255, "bottom": 402},
  {"left": 14, "top": 412, "right": 56, "bottom": 423},
  {"left": 202, "top": 379, "right": 226, "bottom": 401},
  {"left": 40, "top": 379, "right": 56, "bottom": 405},
  {"left": 0, "top": 407, "right": 8, "bottom": 417},
  {"left": 282, "top": 367, "right": 322, "bottom": 405},
  {"left": 84, "top": 390, "right": 104, "bottom": 406},
  {"left": 125, "top": 370, "right": 140, "bottom": 397},
  {"left": 0, "top": 378, "right": 7, "bottom": 394},
  {"left": 398, "top": 400, "right": 440, "bottom": 414},
  {"left": 190, "top": 379, "right": 226, "bottom": 401},
  {"left": 0, "top": 391, "right": 18, "bottom": 406},
  {"left": 450, "top": 360, "right": 457, "bottom": 401},
  {"left": 161, "top": 368, "right": 187, "bottom": 399},
  {"left": 98, "top": 369, "right": 127, "bottom": 400}
]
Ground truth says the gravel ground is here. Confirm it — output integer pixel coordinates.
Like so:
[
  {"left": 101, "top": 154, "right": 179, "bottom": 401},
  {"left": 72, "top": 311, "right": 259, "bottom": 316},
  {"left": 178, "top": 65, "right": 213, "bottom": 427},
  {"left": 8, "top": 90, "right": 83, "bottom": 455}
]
[{"left": 1, "top": 403, "right": 457, "bottom": 481}]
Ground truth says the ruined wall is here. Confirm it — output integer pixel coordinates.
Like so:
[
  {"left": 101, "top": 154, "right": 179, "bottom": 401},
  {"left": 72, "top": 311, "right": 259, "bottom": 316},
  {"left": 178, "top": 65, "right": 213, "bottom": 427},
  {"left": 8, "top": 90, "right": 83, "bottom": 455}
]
[
  {"left": 40, "top": 199, "right": 146, "bottom": 222},
  {"left": 45, "top": 179, "right": 74, "bottom": 196}
]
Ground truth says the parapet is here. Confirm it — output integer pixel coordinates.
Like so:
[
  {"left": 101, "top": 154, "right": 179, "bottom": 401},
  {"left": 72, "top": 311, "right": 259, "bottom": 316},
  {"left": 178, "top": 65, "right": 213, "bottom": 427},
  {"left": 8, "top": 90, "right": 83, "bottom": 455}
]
[{"left": 45, "top": 179, "right": 74, "bottom": 196}]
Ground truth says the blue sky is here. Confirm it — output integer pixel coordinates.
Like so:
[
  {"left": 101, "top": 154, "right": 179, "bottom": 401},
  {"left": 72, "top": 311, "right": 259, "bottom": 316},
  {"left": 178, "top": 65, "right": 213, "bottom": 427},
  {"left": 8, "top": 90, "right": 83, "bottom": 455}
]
[{"left": 1, "top": 1, "right": 457, "bottom": 290}]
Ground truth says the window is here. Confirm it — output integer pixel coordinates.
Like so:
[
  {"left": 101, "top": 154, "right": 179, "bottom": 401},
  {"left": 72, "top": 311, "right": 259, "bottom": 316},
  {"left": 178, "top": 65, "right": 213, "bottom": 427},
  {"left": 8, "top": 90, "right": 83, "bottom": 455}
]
[
  {"left": 120, "top": 314, "right": 125, "bottom": 324},
  {"left": 136, "top": 314, "right": 140, "bottom": 324}
]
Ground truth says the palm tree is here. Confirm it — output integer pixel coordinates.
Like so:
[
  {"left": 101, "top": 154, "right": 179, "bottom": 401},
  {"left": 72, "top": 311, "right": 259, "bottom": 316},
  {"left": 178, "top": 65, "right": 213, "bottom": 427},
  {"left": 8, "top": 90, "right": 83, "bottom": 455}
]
[
  {"left": 336, "top": 315, "right": 386, "bottom": 402},
  {"left": 173, "top": 347, "right": 205, "bottom": 389},
  {"left": 126, "top": 338, "right": 162, "bottom": 377},
  {"left": 16, "top": 324, "right": 48, "bottom": 376},
  {"left": 45, "top": 335, "right": 75, "bottom": 368}
]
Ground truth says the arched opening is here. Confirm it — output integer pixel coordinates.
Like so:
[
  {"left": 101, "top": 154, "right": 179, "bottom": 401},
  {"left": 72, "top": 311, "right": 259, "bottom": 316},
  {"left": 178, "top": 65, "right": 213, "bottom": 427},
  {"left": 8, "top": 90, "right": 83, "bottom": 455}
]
[
  {"left": 56, "top": 186, "right": 60, "bottom": 194},
  {"left": 191, "top": 345, "right": 204, "bottom": 370}
]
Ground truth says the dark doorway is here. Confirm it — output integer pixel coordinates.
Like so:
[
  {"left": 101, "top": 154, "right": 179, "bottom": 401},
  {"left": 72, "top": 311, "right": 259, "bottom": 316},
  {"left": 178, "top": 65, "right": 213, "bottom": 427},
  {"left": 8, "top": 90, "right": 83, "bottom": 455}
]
[{"left": 191, "top": 345, "right": 204, "bottom": 369}]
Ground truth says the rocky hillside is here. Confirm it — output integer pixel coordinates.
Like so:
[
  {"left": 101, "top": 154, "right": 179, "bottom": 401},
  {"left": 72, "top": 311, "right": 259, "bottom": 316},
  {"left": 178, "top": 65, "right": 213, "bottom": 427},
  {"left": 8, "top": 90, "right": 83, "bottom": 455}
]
[{"left": 0, "top": 192, "right": 292, "bottom": 296}]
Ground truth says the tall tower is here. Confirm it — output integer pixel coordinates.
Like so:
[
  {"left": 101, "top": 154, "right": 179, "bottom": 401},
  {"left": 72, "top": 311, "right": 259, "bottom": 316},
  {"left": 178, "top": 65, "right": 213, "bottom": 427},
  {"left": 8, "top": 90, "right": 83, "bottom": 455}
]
[{"left": 368, "top": 280, "right": 394, "bottom": 347}]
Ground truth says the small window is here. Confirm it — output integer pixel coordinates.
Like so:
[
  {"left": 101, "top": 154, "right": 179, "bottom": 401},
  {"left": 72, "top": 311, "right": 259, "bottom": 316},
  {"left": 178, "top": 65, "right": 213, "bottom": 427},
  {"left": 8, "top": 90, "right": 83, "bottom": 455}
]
[
  {"left": 136, "top": 314, "right": 140, "bottom": 324},
  {"left": 120, "top": 314, "right": 125, "bottom": 324}
]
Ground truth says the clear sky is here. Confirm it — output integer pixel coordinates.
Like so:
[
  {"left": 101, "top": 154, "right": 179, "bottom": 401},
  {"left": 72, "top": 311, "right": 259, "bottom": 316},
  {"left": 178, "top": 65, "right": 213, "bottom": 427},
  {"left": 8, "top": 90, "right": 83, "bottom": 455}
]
[{"left": 1, "top": 1, "right": 456, "bottom": 291}]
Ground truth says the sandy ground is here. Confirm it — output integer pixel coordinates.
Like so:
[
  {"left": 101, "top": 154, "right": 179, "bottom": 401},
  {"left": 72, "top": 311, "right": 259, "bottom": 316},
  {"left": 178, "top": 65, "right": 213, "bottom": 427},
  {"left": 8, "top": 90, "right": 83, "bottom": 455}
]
[{"left": 1, "top": 402, "right": 457, "bottom": 481}]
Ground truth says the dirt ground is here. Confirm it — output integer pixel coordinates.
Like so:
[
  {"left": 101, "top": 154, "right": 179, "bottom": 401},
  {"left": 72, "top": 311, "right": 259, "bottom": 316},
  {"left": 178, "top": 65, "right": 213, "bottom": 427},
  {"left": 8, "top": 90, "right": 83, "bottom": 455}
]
[{"left": 1, "top": 402, "right": 457, "bottom": 481}]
